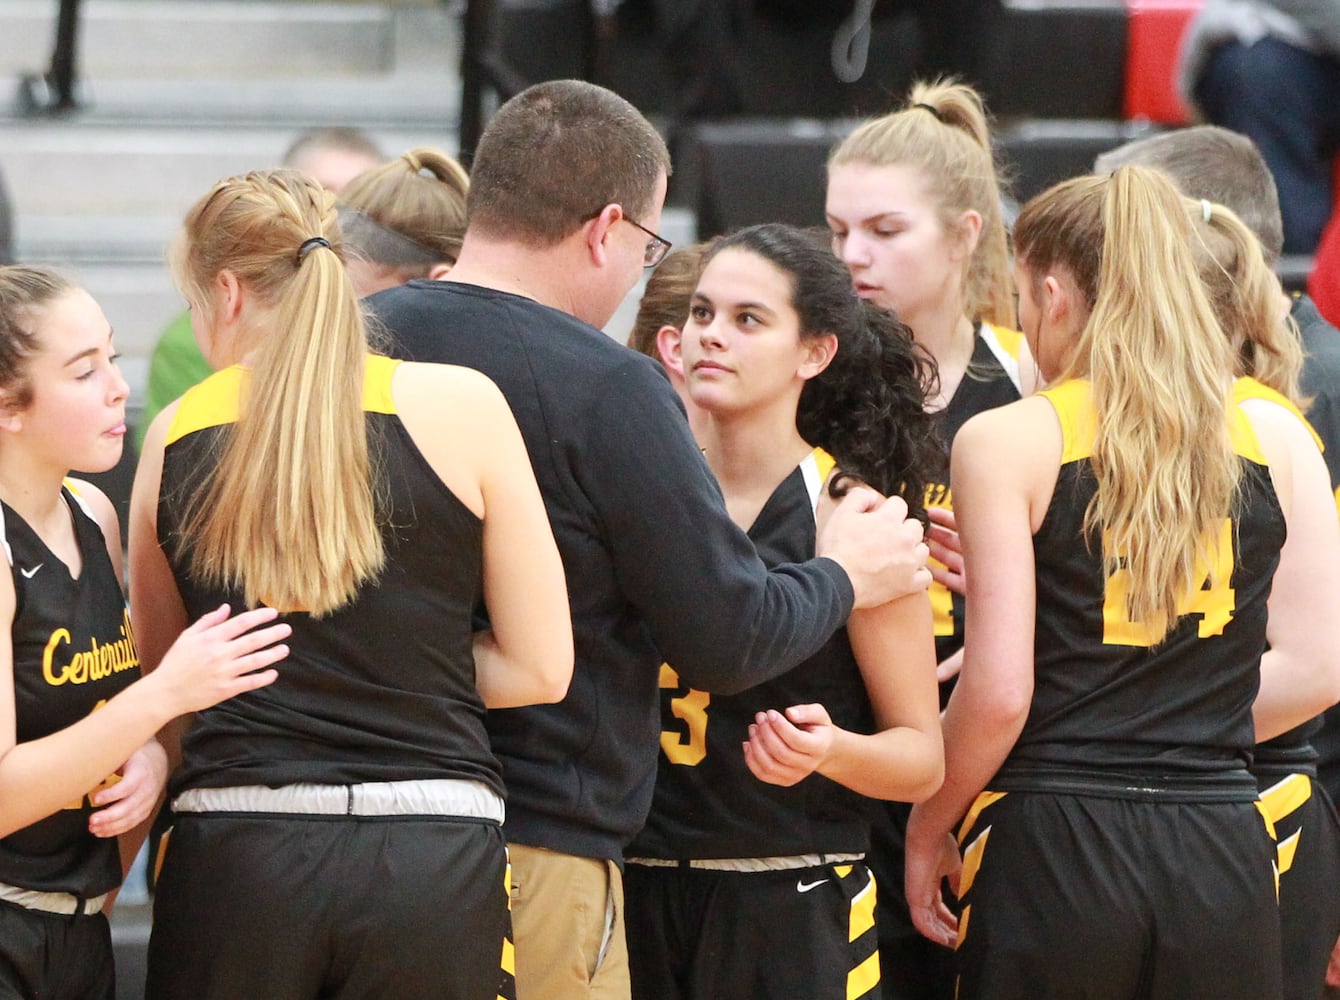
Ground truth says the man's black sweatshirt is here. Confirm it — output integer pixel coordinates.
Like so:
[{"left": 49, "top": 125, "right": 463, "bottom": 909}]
[{"left": 371, "top": 280, "right": 855, "bottom": 862}]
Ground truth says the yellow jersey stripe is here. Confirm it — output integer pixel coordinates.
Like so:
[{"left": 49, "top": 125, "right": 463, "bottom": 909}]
[
  {"left": 1038, "top": 381, "right": 1098, "bottom": 464},
  {"left": 167, "top": 354, "right": 402, "bottom": 445},
  {"left": 1042, "top": 379, "right": 1268, "bottom": 465},
  {"left": 956, "top": 904, "right": 971, "bottom": 952},
  {"left": 979, "top": 323, "right": 1026, "bottom": 394},
  {"left": 1233, "top": 376, "right": 1323, "bottom": 451}
]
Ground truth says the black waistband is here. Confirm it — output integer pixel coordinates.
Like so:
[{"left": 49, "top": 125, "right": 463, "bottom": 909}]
[{"left": 990, "top": 765, "right": 1260, "bottom": 803}]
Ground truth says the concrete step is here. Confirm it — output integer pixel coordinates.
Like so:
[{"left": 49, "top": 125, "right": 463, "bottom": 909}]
[
  {"left": 14, "top": 69, "right": 460, "bottom": 130},
  {"left": 1, "top": 122, "right": 458, "bottom": 238},
  {"left": 0, "top": 0, "right": 399, "bottom": 81},
  {"left": 0, "top": 3, "right": 460, "bottom": 126}
]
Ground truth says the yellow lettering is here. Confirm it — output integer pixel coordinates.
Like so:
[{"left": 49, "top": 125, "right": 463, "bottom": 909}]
[
  {"left": 924, "top": 483, "right": 952, "bottom": 509},
  {"left": 929, "top": 579, "right": 955, "bottom": 638},
  {"left": 658, "top": 664, "right": 710, "bottom": 767},
  {"left": 41, "top": 622, "right": 139, "bottom": 687},
  {"left": 42, "top": 629, "right": 71, "bottom": 685},
  {"left": 1102, "top": 519, "right": 1236, "bottom": 647}
]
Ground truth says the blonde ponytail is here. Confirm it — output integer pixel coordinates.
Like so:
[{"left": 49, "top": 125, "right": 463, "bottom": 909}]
[
  {"left": 339, "top": 145, "right": 470, "bottom": 267},
  {"left": 173, "top": 168, "right": 383, "bottom": 616},
  {"left": 1189, "top": 197, "right": 1302, "bottom": 404},
  {"left": 1016, "top": 167, "right": 1241, "bottom": 643}
]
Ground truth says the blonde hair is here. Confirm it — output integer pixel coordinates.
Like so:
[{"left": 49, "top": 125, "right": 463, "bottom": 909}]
[
  {"left": 828, "top": 78, "right": 1013, "bottom": 329},
  {"left": 339, "top": 146, "right": 470, "bottom": 272},
  {"left": 1188, "top": 197, "right": 1302, "bottom": 404},
  {"left": 1015, "top": 167, "right": 1240, "bottom": 642},
  {"left": 172, "top": 168, "right": 383, "bottom": 617}
]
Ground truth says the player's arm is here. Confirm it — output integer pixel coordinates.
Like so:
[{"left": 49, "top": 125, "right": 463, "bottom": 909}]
[
  {"left": 394, "top": 362, "right": 572, "bottom": 709},
  {"left": 905, "top": 400, "right": 1057, "bottom": 946},
  {"left": 1241, "top": 398, "right": 1340, "bottom": 740},
  {"left": 743, "top": 584, "right": 943, "bottom": 802}
]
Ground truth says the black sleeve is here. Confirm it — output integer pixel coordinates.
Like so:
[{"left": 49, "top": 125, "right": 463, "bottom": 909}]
[{"left": 579, "top": 358, "right": 855, "bottom": 695}]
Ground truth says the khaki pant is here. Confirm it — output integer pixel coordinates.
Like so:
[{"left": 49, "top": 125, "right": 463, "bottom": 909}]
[{"left": 508, "top": 843, "right": 630, "bottom": 1000}]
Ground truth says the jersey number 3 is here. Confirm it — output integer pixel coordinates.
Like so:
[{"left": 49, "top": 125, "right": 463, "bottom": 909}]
[
  {"left": 659, "top": 664, "right": 709, "bottom": 766},
  {"left": 1102, "top": 519, "right": 1236, "bottom": 647}
]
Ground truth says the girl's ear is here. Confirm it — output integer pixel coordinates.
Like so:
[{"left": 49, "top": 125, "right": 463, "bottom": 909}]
[
  {"left": 215, "top": 269, "right": 245, "bottom": 326},
  {"left": 950, "top": 209, "right": 983, "bottom": 263},
  {"left": 656, "top": 324, "right": 686, "bottom": 377},
  {"left": 426, "top": 261, "right": 454, "bottom": 281},
  {"left": 0, "top": 387, "right": 28, "bottom": 433},
  {"left": 798, "top": 333, "right": 839, "bottom": 381},
  {"left": 1042, "top": 271, "right": 1082, "bottom": 331}
]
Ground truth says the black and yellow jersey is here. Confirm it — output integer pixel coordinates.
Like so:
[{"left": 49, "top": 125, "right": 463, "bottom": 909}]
[
  {"left": 994, "top": 379, "right": 1285, "bottom": 800},
  {"left": 929, "top": 323, "right": 1026, "bottom": 671},
  {"left": 0, "top": 483, "right": 136, "bottom": 896},
  {"left": 159, "top": 354, "right": 502, "bottom": 797},
  {"left": 629, "top": 450, "right": 876, "bottom": 860}
]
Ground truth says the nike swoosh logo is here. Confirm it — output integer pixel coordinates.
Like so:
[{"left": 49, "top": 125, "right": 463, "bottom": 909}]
[
  {"left": 20, "top": 564, "right": 42, "bottom": 579},
  {"left": 796, "top": 878, "right": 829, "bottom": 893}
]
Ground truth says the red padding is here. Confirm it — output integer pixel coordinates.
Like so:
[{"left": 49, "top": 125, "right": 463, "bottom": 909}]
[{"left": 1124, "top": 0, "right": 1204, "bottom": 123}]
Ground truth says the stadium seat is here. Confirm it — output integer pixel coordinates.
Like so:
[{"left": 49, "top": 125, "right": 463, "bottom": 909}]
[{"left": 1123, "top": 0, "right": 1203, "bottom": 123}]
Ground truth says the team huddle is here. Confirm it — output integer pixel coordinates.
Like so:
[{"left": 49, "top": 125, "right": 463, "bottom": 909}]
[{"left": 2, "top": 75, "right": 1339, "bottom": 1000}]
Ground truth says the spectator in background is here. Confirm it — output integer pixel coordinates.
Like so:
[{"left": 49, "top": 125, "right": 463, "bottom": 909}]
[
  {"left": 280, "top": 126, "right": 386, "bottom": 195},
  {"left": 1180, "top": 0, "right": 1340, "bottom": 254},
  {"left": 337, "top": 146, "right": 469, "bottom": 298},
  {"left": 135, "top": 127, "right": 384, "bottom": 450}
]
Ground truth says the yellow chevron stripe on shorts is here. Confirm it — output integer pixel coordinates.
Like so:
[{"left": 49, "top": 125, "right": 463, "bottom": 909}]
[
  {"left": 1259, "top": 773, "right": 1311, "bottom": 825},
  {"left": 1277, "top": 828, "right": 1302, "bottom": 875},
  {"left": 958, "top": 790, "right": 1006, "bottom": 845},
  {"left": 959, "top": 825, "right": 992, "bottom": 897},
  {"left": 846, "top": 866, "right": 880, "bottom": 999}
]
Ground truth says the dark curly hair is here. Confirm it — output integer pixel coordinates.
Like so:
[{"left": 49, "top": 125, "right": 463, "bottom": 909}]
[{"left": 703, "top": 224, "right": 941, "bottom": 520}]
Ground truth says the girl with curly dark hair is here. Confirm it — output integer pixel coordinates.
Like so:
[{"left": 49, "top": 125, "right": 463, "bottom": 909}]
[{"left": 624, "top": 223, "right": 943, "bottom": 1000}]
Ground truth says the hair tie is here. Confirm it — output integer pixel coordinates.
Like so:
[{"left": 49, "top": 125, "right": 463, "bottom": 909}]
[
  {"left": 297, "top": 236, "right": 330, "bottom": 262},
  {"left": 1200, "top": 199, "right": 1213, "bottom": 223},
  {"left": 912, "top": 102, "right": 943, "bottom": 122}
]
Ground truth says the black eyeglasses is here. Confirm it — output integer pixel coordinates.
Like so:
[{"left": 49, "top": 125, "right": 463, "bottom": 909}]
[{"left": 622, "top": 217, "right": 673, "bottom": 268}]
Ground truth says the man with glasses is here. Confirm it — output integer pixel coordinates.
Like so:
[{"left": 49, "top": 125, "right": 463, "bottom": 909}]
[{"left": 370, "top": 79, "right": 932, "bottom": 1000}]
